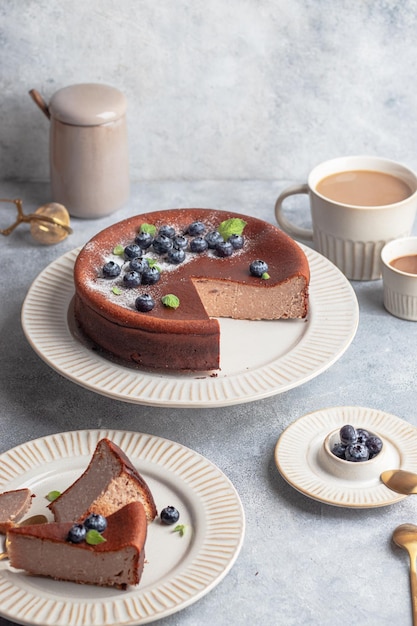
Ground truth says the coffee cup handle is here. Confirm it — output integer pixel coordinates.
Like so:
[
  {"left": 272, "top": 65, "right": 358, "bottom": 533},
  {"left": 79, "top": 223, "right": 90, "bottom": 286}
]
[{"left": 274, "top": 183, "right": 313, "bottom": 241}]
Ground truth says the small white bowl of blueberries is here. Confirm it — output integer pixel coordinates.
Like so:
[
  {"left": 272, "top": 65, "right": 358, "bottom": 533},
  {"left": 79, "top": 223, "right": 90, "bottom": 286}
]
[{"left": 319, "top": 424, "right": 385, "bottom": 480}]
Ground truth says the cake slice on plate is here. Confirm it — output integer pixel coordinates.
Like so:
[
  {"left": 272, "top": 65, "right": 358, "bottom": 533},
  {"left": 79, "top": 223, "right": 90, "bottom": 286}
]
[
  {"left": 48, "top": 438, "right": 157, "bottom": 523},
  {"left": 7, "top": 501, "right": 147, "bottom": 589},
  {"left": 0, "top": 488, "right": 34, "bottom": 533}
]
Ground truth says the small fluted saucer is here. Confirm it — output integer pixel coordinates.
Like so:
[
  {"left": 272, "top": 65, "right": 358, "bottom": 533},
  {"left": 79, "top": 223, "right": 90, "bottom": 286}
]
[{"left": 275, "top": 406, "right": 417, "bottom": 508}]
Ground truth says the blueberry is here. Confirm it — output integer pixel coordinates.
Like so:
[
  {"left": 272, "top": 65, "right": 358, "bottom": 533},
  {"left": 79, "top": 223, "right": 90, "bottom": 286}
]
[
  {"left": 84, "top": 513, "right": 107, "bottom": 533},
  {"left": 159, "top": 224, "right": 176, "bottom": 238},
  {"left": 167, "top": 248, "right": 186, "bottom": 264},
  {"left": 141, "top": 266, "right": 161, "bottom": 285},
  {"left": 366, "top": 435, "right": 383, "bottom": 458},
  {"left": 173, "top": 235, "right": 188, "bottom": 250},
  {"left": 249, "top": 259, "right": 269, "bottom": 277},
  {"left": 187, "top": 221, "right": 205, "bottom": 236},
  {"left": 135, "top": 293, "right": 155, "bottom": 312},
  {"left": 135, "top": 231, "right": 153, "bottom": 249},
  {"left": 102, "top": 261, "right": 121, "bottom": 278},
  {"left": 339, "top": 424, "right": 357, "bottom": 445},
  {"left": 129, "top": 256, "right": 149, "bottom": 272},
  {"left": 124, "top": 243, "right": 142, "bottom": 260},
  {"left": 160, "top": 506, "right": 180, "bottom": 525},
  {"left": 228, "top": 234, "right": 244, "bottom": 249},
  {"left": 345, "top": 443, "right": 369, "bottom": 462},
  {"left": 190, "top": 236, "right": 208, "bottom": 253},
  {"left": 153, "top": 234, "right": 173, "bottom": 255},
  {"left": 331, "top": 442, "right": 347, "bottom": 459},
  {"left": 123, "top": 270, "right": 141, "bottom": 288},
  {"left": 67, "top": 523, "right": 86, "bottom": 543},
  {"left": 215, "top": 241, "right": 234, "bottom": 257},
  {"left": 356, "top": 428, "right": 370, "bottom": 445},
  {"left": 205, "top": 230, "right": 223, "bottom": 249}
]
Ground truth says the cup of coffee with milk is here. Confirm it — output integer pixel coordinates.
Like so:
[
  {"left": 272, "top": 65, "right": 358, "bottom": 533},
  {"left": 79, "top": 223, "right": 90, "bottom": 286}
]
[
  {"left": 274, "top": 156, "right": 417, "bottom": 280},
  {"left": 381, "top": 237, "right": 417, "bottom": 321}
]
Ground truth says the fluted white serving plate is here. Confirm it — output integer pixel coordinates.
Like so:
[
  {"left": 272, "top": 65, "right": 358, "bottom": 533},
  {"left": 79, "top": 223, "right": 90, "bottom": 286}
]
[
  {"left": 275, "top": 406, "right": 417, "bottom": 508},
  {"left": 0, "top": 429, "right": 244, "bottom": 626},
  {"left": 21, "top": 244, "right": 358, "bottom": 407}
]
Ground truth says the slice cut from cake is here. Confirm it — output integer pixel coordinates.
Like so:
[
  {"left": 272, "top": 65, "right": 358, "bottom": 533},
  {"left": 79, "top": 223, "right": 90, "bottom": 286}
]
[
  {"left": 73, "top": 208, "right": 310, "bottom": 371},
  {"left": 0, "top": 488, "right": 34, "bottom": 533},
  {"left": 7, "top": 501, "right": 147, "bottom": 589},
  {"left": 49, "top": 438, "right": 157, "bottom": 523}
]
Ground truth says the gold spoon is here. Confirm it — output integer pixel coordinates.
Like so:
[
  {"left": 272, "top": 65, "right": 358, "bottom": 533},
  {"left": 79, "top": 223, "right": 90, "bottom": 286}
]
[
  {"left": 393, "top": 523, "right": 417, "bottom": 625},
  {"left": 381, "top": 469, "right": 417, "bottom": 495},
  {"left": 0, "top": 514, "right": 48, "bottom": 561}
]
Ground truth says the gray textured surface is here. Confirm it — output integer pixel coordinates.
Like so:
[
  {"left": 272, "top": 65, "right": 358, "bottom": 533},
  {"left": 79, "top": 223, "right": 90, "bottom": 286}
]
[
  {"left": 0, "top": 180, "right": 417, "bottom": 625},
  {"left": 2, "top": 1, "right": 417, "bottom": 183}
]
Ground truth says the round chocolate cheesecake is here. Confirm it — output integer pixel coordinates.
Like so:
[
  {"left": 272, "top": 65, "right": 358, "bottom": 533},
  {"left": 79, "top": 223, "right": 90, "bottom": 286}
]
[{"left": 73, "top": 208, "right": 310, "bottom": 371}]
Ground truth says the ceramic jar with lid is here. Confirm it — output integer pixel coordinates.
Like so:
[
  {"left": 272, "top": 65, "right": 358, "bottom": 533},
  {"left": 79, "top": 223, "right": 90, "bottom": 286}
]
[{"left": 30, "top": 83, "right": 129, "bottom": 219}]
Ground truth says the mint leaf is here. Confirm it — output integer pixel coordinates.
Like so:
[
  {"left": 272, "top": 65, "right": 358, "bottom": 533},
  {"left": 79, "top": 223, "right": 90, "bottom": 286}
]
[
  {"left": 218, "top": 218, "right": 247, "bottom": 241},
  {"left": 140, "top": 223, "right": 157, "bottom": 236},
  {"left": 147, "top": 259, "right": 161, "bottom": 271},
  {"left": 113, "top": 244, "right": 124, "bottom": 256},
  {"left": 173, "top": 524, "right": 187, "bottom": 537},
  {"left": 161, "top": 294, "right": 180, "bottom": 309},
  {"left": 46, "top": 490, "right": 61, "bottom": 502},
  {"left": 86, "top": 529, "right": 107, "bottom": 545},
  {"left": 112, "top": 286, "right": 123, "bottom": 295}
]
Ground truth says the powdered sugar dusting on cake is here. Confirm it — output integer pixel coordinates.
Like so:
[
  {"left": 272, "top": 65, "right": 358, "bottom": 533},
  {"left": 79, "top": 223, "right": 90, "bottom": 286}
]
[{"left": 84, "top": 249, "right": 192, "bottom": 311}]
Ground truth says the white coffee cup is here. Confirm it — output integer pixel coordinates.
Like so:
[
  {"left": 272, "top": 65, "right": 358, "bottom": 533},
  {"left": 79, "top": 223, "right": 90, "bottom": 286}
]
[
  {"left": 381, "top": 237, "right": 417, "bottom": 321},
  {"left": 274, "top": 156, "right": 417, "bottom": 280}
]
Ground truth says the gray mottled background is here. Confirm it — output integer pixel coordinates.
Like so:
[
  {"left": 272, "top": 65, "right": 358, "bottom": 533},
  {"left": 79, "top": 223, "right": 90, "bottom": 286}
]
[{"left": 2, "top": 0, "right": 417, "bottom": 185}]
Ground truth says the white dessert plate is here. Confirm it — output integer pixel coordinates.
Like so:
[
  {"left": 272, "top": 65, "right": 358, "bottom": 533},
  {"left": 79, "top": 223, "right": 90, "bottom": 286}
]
[
  {"left": 21, "top": 244, "right": 358, "bottom": 407},
  {"left": 275, "top": 406, "right": 417, "bottom": 508},
  {"left": 0, "top": 429, "right": 245, "bottom": 626}
]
